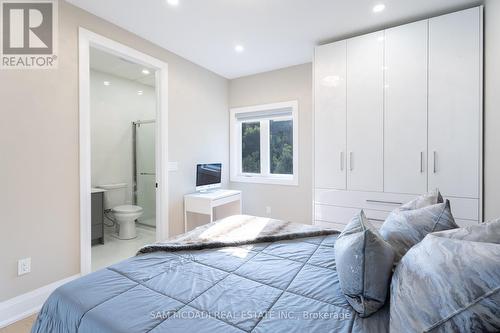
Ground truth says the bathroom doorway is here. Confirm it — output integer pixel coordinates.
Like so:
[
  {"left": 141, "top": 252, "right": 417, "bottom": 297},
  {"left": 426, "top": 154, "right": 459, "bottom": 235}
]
[{"left": 79, "top": 29, "right": 169, "bottom": 275}]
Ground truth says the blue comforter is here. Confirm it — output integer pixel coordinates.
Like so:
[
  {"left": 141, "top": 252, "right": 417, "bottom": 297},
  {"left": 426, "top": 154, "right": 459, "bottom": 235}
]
[{"left": 32, "top": 235, "right": 389, "bottom": 332}]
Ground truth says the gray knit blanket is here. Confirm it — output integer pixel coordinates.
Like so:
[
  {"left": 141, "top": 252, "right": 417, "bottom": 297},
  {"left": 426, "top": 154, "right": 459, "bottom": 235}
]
[{"left": 137, "top": 214, "right": 339, "bottom": 255}]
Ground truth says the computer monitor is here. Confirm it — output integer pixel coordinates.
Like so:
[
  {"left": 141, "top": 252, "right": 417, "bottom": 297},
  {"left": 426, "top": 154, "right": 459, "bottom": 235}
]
[{"left": 196, "top": 163, "right": 222, "bottom": 192}]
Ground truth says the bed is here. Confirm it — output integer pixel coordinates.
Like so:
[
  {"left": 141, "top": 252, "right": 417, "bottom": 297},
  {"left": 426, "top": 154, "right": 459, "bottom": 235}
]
[
  {"left": 32, "top": 211, "right": 500, "bottom": 333},
  {"left": 31, "top": 216, "right": 389, "bottom": 333}
]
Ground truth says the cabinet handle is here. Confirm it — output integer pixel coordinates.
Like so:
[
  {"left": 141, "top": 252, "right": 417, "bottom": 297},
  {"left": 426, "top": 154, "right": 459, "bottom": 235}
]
[
  {"left": 433, "top": 151, "right": 437, "bottom": 173},
  {"left": 420, "top": 152, "right": 424, "bottom": 173},
  {"left": 340, "top": 152, "right": 344, "bottom": 171},
  {"left": 366, "top": 199, "right": 403, "bottom": 206},
  {"left": 368, "top": 218, "right": 385, "bottom": 222},
  {"left": 349, "top": 152, "right": 353, "bottom": 171}
]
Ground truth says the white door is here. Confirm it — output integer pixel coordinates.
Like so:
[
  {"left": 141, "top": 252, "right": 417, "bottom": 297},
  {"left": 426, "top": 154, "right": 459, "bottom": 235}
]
[
  {"left": 384, "top": 20, "right": 428, "bottom": 194},
  {"left": 346, "top": 31, "right": 384, "bottom": 192},
  {"left": 314, "top": 41, "right": 347, "bottom": 189},
  {"left": 428, "top": 8, "right": 481, "bottom": 198}
]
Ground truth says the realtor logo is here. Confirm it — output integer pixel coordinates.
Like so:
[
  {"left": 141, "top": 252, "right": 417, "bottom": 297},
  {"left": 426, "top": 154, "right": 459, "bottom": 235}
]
[{"left": 1, "top": 0, "right": 58, "bottom": 69}]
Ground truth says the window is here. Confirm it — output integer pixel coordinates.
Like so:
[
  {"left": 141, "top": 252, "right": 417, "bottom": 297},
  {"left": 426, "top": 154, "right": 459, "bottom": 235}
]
[
  {"left": 241, "top": 122, "right": 261, "bottom": 173},
  {"left": 230, "top": 101, "right": 298, "bottom": 185}
]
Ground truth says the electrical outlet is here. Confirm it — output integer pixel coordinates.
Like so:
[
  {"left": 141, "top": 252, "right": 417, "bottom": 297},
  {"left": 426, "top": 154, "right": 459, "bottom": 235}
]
[
  {"left": 265, "top": 206, "right": 272, "bottom": 215},
  {"left": 18, "top": 257, "right": 31, "bottom": 276}
]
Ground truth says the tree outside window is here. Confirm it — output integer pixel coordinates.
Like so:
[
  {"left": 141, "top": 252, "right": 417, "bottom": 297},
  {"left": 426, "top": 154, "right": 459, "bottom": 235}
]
[
  {"left": 242, "top": 122, "right": 261, "bottom": 173},
  {"left": 231, "top": 101, "right": 298, "bottom": 186},
  {"left": 270, "top": 120, "right": 293, "bottom": 175}
]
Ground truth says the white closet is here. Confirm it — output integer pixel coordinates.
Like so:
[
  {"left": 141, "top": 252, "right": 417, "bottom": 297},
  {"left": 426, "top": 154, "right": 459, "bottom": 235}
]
[
  {"left": 313, "top": 7, "right": 483, "bottom": 229},
  {"left": 314, "top": 41, "right": 347, "bottom": 190},
  {"left": 346, "top": 31, "right": 384, "bottom": 192},
  {"left": 428, "top": 8, "right": 482, "bottom": 199},
  {"left": 384, "top": 20, "right": 428, "bottom": 195}
]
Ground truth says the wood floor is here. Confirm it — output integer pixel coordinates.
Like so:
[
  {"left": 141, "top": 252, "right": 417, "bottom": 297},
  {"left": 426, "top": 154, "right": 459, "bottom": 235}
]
[{"left": 0, "top": 314, "right": 36, "bottom": 333}]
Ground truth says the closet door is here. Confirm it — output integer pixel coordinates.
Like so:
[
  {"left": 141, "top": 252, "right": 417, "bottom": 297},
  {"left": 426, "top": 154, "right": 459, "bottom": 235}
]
[
  {"left": 384, "top": 20, "right": 428, "bottom": 194},
  {"left": 314, "top": 41, "right": 347, "bottom": 189},
  {"left": 428, "top": 7, "right": 481, "bottom": 198},
  {"left": 346, "top": 31, "right": 384, "bottom": 192}
]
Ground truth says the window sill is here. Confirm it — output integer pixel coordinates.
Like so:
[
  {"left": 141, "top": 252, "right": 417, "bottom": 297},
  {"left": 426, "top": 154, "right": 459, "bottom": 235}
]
[{"left": 230, "top": 175, "right": 298, "bottom": 186}]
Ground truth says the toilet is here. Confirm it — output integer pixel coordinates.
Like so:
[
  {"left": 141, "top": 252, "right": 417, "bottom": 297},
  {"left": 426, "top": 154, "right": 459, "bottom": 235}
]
[{"left": 97, "top": 183, "right": 143, "bottom": 240}]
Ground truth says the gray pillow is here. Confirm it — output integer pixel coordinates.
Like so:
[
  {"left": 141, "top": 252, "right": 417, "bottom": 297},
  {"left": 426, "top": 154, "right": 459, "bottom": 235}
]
[
  {"left": 379, "top": 200, "right": 458, "bottom": 261},
  {"left": 335, "top": 210, "right": 395, "bottom": 317},
  {"left": 399, "top": 188, "right": 443, "bottom": 211},
  {"left": 432, "top": 219, "right": 500, "bottom": 244},
  {"left": 390, "top": 225, "right": 500, "bottom": 332}
]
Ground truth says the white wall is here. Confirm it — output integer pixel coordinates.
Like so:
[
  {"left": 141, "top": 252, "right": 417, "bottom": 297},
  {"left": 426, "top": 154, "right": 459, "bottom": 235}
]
[
  {"left": 228, "top": 64, "right": 312, "bottom": 224},
  {"left": 90, "top": 70, "right": 155, "bottom": 207}
]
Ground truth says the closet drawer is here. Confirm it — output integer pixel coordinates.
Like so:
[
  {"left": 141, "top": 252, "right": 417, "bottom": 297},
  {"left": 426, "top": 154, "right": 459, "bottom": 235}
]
[
  {"left": 364, "top": 210, "right": 390, "bottom": 226},
  {"left": 315, "top": 189, "right": 416, "bottom": 211},
  {"left": 314, "top": 189, "right": 479, "bottom": 222},
  {"left": 455, "top": 219, "right": 479, "bottom": 228},
  {"left": 314, "top": 220, "right": 346, "bottom": 232},
  {"left": 315, "top": 204, "right": 389, "bottom": 227},
  {"left": 315, "top": 205, "right": 358, "bottom": 223},
  {"left": 446, "top": 197, "right": 479, "bottom": 222}
]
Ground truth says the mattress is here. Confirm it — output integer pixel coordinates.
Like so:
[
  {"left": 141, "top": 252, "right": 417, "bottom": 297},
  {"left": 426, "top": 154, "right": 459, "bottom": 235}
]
[{"left": 32, "top": 234, "right": 389, "bottom": 332}]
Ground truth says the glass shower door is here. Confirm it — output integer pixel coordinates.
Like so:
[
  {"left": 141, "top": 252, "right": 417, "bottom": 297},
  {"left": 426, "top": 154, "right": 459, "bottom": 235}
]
[{"left": 135, "top": 121, "right": 156, "bottom": 227}]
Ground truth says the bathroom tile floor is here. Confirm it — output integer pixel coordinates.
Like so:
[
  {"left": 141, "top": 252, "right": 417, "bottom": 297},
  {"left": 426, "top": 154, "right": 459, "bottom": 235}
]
[{"left": 91, "top": 224, "right": 156, "bottom": 271}]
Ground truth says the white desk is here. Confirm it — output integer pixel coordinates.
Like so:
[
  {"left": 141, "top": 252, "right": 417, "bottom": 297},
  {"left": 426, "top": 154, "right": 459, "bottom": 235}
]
[{"left": 184, "top": 189, "right": 242, "bottom": 232}]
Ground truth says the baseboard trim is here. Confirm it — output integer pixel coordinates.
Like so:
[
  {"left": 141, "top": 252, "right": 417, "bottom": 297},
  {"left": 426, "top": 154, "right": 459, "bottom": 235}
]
[{"left": 0, "top": 274, "right": 80, "bottom": 329}]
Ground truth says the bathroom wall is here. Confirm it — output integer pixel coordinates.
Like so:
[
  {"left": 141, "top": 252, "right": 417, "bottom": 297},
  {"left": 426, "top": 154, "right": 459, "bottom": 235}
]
[{"left": 90, "top": 69, "right": 155, "bottom": 209}]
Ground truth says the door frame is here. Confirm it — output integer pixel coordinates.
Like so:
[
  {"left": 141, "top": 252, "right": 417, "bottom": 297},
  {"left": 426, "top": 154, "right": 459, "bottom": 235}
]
[{"left": 78, "top": 28, "right": 169, "bottom": 275}]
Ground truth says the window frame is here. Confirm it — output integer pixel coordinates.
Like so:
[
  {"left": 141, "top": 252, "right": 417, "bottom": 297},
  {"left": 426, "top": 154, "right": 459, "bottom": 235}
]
[{"left": 230, "top": 101, "right": 299, "bottom": 186}]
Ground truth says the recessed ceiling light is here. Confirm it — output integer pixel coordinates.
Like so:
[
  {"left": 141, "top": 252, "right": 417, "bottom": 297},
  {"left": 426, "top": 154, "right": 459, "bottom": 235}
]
[
  {"left": 137, "top": 90, "right": 144, "bottom": 95},
  {"left": 373, "top": 3, "right": 385, "bottom": 13},
  {"left": 167, "top": 0, "right": 179, "bottom": 6},
  {"left": 142, "top": 69, "right": 150, "bottom": 75},
  {"left": 234, "top": 44, "right": 244, "bottom": 53},
  {"left": 103, "top": 81, "right": 111, "bottom": 86}
]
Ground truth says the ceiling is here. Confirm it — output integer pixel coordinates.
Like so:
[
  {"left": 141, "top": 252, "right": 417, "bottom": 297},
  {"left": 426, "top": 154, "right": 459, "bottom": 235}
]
[
  {"left": 90, "top": 47, "right": 156, "bottom": 86},
  {"left": 68, "top": 0, "right": 481, "bottom": 79}
]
